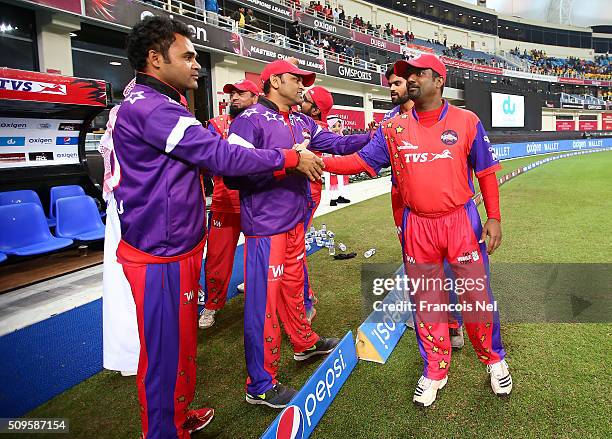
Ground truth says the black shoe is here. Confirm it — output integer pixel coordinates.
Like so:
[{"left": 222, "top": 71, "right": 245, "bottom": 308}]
[
  {"left": 245, "top": 383, "right": 297, "bottom": 409},
  {"left": 293, "top": 336, "right": 340, "bottom": 361},
  {"left": 336, "top": 196, "right": 351, "bottom": 203},
  {"left": 330, "top": 199, "right": 338, "bottom": 206}
]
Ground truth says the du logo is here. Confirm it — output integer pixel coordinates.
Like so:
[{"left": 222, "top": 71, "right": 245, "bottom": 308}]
[{"left": 502, "top": 96, "right": 516, "bottom": 115}]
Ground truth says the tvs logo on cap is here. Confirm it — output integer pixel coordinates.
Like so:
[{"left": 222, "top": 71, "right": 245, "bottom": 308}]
[
  {"left": 276, "top": 405, "right": 304, "bottom": 439},
  {"left": 440, "top": 130, "right": 458, "bottom": 145}
]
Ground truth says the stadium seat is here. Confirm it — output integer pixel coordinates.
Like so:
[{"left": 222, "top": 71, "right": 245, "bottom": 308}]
[
  {"left": 55, "top": 196, "right": 105, "bottom": 241},
  {"left": 0, "top": 252, "right": 6, "bottom": 263},
  {"left": 0, "top": 204, "right": 73, "bottom": 256},
  {"left": 0, "top": 190, "right": 56, "bottom": 227},
  {"left": 49, "top": 185, "right": 85, "bottom": 219}
]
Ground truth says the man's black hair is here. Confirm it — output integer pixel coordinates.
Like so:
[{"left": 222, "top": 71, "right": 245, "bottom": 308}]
[
  {"left": 385, "top": 65, "right": 395, "bottom": 80},
  {"left": 126, "top": 16, "right": 193, "bottom": 71}
]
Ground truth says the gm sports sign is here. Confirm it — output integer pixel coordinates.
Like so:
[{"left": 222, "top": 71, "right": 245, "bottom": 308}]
[
  {"left": 490, "top": 137, "right": 612, "bottom": 161},
  {"left": 260, "top": 332, "right": 358, "bottom": 439}
]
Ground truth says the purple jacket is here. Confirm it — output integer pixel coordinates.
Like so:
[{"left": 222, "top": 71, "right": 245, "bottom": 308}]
[
  {"left": 112, "top": 74, "right": 293, "bottom": 257},
  {"left": 226, "top": 97, "right": 371, "bottom": 236}
]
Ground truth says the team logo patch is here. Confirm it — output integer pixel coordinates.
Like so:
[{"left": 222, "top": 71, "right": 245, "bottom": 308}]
[
  {"left": 302, "top": 128, "right": 312, "bottom": 141},
  {"left": 440, "top": 130, "right": 458, "bottom": 145},
  {"left": 276, "top": 405, "right": 304, "bottom": 439}
]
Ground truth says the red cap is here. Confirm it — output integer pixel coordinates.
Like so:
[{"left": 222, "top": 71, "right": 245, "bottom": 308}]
[
  {"left": 394, "top": 53, "right": 447, "bottom": 81},
  {"left": 260, "top": 60, "right": 316, "bottom": 87},
  {"left": 222, "top": 79, "right": 260, "bottom": 95},
  {"left": 306, "top": 86, "right": 334, "bottom": 120}
]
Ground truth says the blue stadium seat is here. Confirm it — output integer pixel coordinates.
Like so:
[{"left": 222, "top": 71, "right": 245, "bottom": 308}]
[
  {"left": 49, "top": 185, "right": 85, "bottom": 219},
  {"left": 0, "top": 204, "right": 73, "bottom": 256},
  {"left": 0, "top": 190, "right": 56, "bottom": 227},
  {"left": 55, "top": 196, "right": 105, "bottom": 241},
  {"left": 0, "top": 252, "right": 6, "bottom": 263}
]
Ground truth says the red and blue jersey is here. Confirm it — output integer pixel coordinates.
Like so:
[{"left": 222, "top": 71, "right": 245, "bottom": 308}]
[
  {"left": 112, "top": 74, "right": 295, "bottom": 258},
  {"left": 357, "top": 101, "right": 500, "bottom": 216},
  {"left": 226, "top": 97, "right": 371, "bottom": 236}
]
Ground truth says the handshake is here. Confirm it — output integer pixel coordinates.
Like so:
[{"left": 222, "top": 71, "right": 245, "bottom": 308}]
[{"left": 291, "top": 137, "right": 325, "bottom": 181}]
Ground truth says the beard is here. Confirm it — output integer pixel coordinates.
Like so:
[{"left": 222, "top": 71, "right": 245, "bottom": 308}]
[
  {"left": 229, "top": 105, "right": 244, "bottom": 118},
  {"left": 407, "top": 87, "right": 421, "bottom": 100},
  {"left": 391, "top": 93, "right": 410, "bottom": 105}
]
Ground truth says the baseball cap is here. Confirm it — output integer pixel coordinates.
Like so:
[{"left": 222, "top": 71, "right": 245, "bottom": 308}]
[
  {"left": 222, "top": 79, "right": 260, "bottom": 95},
  {"left": 306, "top": 86, "right": 334, "bottom": 120},
  {"left": 394, "top": 53, "right": 447, "bottom": 81},
  {"left": 260, "top": 60, "right": 316, "bottom": 87}
]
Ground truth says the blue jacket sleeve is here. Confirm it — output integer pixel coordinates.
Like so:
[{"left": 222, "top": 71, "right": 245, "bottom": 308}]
[
  {"left": 356, "top": 126, "right": 391, "bottom": 175},
  {"left": 309, "top": 122, "right": 371, "bottom": 155}
]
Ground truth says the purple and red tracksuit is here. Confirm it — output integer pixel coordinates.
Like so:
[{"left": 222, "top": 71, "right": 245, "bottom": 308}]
[
  {"left": 225, "top": 97, "right": 370, "bottom": 396},
  {"left": 111, "top": 73, "right": 299, "bottom": 439},
  {"left": 324, "top": 101, "right": 506, "bottom": 380}
]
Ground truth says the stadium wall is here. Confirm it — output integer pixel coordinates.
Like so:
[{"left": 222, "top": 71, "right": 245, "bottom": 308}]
[{"left": 497, "top": 38, "right": 595, "bottom": 60}]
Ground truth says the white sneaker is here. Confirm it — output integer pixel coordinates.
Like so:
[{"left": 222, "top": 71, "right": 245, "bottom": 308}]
[
  {"left": 450, "top": 326, "right": 464, "bottom": 349},
  {"left": 120, "top": 370, "right": 137, "bottom": 377},
  {"left": 197, "top": 289, "right": 206, "bottom": 305},
  {"left": 413, "top": 375, "right": 448, "bottom": 407},
  {"left": 237, "top": 283, "right": 245, "bottom": 293},
  {"left": 487, "top": 359, "right": 513, "bottom": 396},
  {"left": 198, "top": 308, "right": 216, "bottom": 329}
]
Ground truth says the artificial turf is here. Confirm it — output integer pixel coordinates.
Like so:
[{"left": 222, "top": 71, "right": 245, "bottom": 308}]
[{"left": 24, "top": 151, "right": 612, "bottom": 439}]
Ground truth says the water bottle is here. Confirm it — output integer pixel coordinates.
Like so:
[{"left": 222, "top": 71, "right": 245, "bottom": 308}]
[
  {"left": 328, "top": 238, "right": 336, "bottom": 256},
  {"left": 315, "top": 236, "right": 323, "bottom": 247},
  {"left": 327, "top": 230, "right": 335, "bottom": 238},
  {"left": 310, "top": 226, "right": 316, "bottom": 235},
  {"left": 338, "top": 243, "right": 347, "bottom": 252},
  {"left": 306, "top": 243, "right": 312, "bottom": 252},
  {"left": 364, "top": 248, "right": 376, "bottom": 258},
  {"left": 321, "top": 223, "right": 327, "bottom": 233}
]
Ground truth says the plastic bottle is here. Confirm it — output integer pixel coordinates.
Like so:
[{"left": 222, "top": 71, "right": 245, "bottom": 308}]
[
  {"left": 338, "top": 243, "right": 347, "bottom": 252},
  {"left": 364, "top": 248, "right": 376, "bottom": 258},
  {"left": 328, "top": 238, "right": 336, "bottom": 256}
]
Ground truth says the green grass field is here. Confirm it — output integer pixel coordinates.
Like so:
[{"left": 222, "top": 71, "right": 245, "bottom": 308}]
[{"left": 26, "top": 151, "right": 612, "bottom": 439}]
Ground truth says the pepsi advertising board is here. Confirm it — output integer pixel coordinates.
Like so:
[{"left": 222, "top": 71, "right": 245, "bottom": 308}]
[
  {"left": 260, "top": 332, "right": 358, "bottom": 439},
  {"left": 0, "top": 117, "right": 81, "bottom": 168},
  {"left": 491, "top": 92, "right": 525, "bottom": 128}
]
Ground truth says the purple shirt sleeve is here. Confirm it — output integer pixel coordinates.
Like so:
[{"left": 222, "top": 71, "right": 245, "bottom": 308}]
[
  {"left": 356, "top": 126, "right": 391, "bottom": 175},
  {"left": 142, "top": 102, "right": 286, "bottom": 176},
  {"left": 223, "top": 116, "right": 279, "bottom": 191},
  {"left": 309, "top": 120, "right": 371, "bottom": 155},
  {"left": 468, "top": 121, "right": 501, "bottom": 177}
]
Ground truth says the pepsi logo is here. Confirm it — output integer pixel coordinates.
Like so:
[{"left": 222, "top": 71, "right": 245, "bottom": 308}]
[{"left": 276, "top": 405, "right": 304, "bottom": 439}]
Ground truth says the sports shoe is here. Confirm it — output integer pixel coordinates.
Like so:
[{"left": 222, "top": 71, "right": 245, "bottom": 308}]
[
  {"left": 245, "top": 383, "right": 297, "bottom": 409},
  {"left": 450, "top": 326, "right": 465, "bottom": 349},
  {"left": 294, "top": 336, "right": 339, "bottom": 361},
  {"left": 182, "top": 407, "right": 214, "bottom": 434},
  {"left": 413, "top": 375, "right": 448, "bottom": 407},
  {"left": 120, "top": 370, "right": 136, "bottom": 377},
  {"left": 198, "top": 308, "right": 216, "bottom": 329},
  {"left": 237, "top": 282, "right": 245, "bottom": 293},
  {"left": 336, "top": 196, "right": 351, "bottom": 203},
  {"left": 487, "top": 359, "right": 513, "bottom": 396},
  {"left": 306, "top": 306, "right": 317, "bottom": 323},
  {"left": 330, "top": 199, "right": 338, "bottom": 206},
  {"left": 197, "top": 288, "right": 206, "bottom": 306}
]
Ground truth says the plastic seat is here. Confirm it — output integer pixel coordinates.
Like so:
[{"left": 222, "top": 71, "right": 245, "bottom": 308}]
[
  {"left": 0, "top": 190, "right": 56, "bottom": 227},
  {"left": 0, "top": 204, "right": 73, "bottom": 256},
  {"left": 49, "top": 185, "right": 85, "bottom": 219},
  {"left": 0, "top": 252, "right": 6, "bottom": 263},
  {"left": 55, "top": 196, "right": 105, "bottom": 241}
]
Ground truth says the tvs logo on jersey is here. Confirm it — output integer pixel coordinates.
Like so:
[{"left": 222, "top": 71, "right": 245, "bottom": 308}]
[
  {"left": 275, "top": 405, "right": 304, "bottom": 439},
  {"left": 404, "top": 150, "right": 453, "bottom": 163},
  {"left": 440, "top": 130, "right": 458, "bottom": 145}
]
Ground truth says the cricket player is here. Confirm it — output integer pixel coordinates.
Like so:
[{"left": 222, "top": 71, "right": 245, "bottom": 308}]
[
  {"left": 225, "top": 59, "right": 372, "bottom": 409},
  {"left": 322, "top": 54, "right": 512, "bottom": 407},
  {"left": 199, "top": 79, "right": 260, "bottom": 329},
  {"left": 113, "top": 17, "right": 323, "bottom": 438},
  {"left": 298, "top": 85, "right": 335, "bottom": 321}
]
